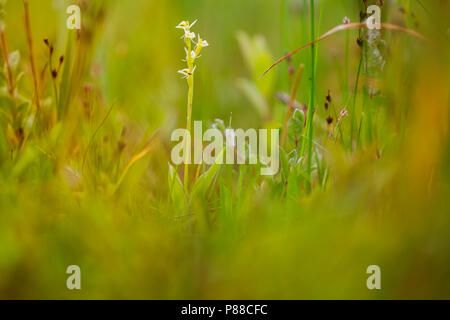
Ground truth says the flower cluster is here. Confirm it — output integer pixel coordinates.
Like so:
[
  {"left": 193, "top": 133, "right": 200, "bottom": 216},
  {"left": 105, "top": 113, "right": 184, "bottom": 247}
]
[{"left": 176, "top": 20, "right": 209, "bottom": 80}]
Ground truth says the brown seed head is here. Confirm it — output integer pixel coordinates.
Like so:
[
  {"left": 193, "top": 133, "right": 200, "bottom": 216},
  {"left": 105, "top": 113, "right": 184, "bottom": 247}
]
[
  {"left": 326, "top": 90, "right": 332, "bottom": 103},
  {"left": 326, "top": 116, "right": 333, "bottom": 125}
]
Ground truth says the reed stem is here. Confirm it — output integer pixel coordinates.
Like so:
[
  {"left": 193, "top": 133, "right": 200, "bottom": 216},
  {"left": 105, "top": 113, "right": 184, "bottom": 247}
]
[
  {"left": 0, "top": 28, "right": 14, "bottom": 97},
  {"left": 304, "top": 0, "right": 316, "bottom": 190},
  {"left": 23, "top": 0, "right": 40, "bottom": 111},
  {"left": 184, "top": 75, "right": 194, "bottom": 189}
]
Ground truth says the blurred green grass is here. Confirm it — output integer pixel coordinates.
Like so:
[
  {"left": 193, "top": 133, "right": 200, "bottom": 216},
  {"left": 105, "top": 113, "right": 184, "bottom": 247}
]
[{"left": 0, "top": 0, "right": 449, "bottom": 299}]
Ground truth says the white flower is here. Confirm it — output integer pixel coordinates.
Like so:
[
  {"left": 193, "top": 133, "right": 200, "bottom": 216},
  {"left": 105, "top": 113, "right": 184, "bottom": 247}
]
[
  {"left": 182, "top": 30, "right": 196, "bottom": 40},
  {"left": 343, "top": 16, "right": 350, "bottom": 24},
  {"left": 177, "top": 68, "right": 189, "bottom": 78},
  {"left": 177, "top": 66, "right": 196, "bottom": 79},
  {"left": 175, "top": 19, "right": 197, "bottom": 31},
  {"left": 176, "top": 21, "right": 189, "bottom": 30},
  {"left": 184, "top": 47, "right": 196, "bottom": 60}
]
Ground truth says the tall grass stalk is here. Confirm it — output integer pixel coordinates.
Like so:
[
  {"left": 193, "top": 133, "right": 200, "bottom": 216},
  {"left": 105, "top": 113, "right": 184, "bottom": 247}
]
[
  {"left": 343, "top": 23, "right": 350, "bottom": 149},
  {"left": 314, "top": 0, "right": 324, "bottom": 75},
  {"left": 304, "top": 0, "right": 316, "bottom": 190},
  {"left": 23, "top": 0, "right": 40, "bottom": 112},
  {"left": 361, "top": 37, "right": 373, "bottom": 147},
  {"left": 344, "top": 25, "right": 350, "bottom": 101},
  {"left": 350, "top": 56, "right": 362, "bottom": 149},
  {"left": 279, "top": 0, "right": 289, "bottom": 91},
  {"left": 184, "top": 73, "right": 194, "bottom": 189}
]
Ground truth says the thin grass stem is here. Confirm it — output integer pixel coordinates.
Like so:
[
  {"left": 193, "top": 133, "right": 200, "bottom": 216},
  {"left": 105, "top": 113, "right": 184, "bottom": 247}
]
[
  {"left": 304, "top": 0, "right": 316, "bottom": 191},
  {"left": 0, "top": 29, "right": 14, "bottom": 97},
  {"left": 23, "top": 0, "right": 40, "bottom": 111}
]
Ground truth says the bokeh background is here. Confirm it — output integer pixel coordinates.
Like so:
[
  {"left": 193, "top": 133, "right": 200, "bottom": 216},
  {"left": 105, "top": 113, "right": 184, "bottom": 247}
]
[{"left": 0, "top": 0, "right": 449, "bottom": 299}]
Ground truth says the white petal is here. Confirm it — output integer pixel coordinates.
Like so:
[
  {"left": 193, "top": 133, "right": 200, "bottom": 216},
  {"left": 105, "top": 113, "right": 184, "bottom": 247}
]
[
  {"left": 176, "top": 21, "right": 188, "bottom": 29},
  {"left": 190, "top": 19, "right": 198, "bottom": 28}
]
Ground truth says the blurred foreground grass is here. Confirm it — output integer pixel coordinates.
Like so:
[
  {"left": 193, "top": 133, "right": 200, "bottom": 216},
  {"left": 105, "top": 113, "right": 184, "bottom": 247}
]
[{"left": 0, "top": 0, "right": 449, "bottom": 299}]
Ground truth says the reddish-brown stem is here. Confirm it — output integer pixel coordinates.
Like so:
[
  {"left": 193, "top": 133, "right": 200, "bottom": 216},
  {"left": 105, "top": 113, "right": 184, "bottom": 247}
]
[
  {"left": 0, "top": 29, "right": 15, "bottom": 96},
  {"left": 260, "top": 22, "right": 426, "bottom": 79}
]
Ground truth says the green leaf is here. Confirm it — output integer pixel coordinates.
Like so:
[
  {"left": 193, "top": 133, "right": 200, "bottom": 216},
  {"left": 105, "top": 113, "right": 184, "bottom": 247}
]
[
  {"left": 12, "top": 145, "right": 38, "bottom": 178},
  {"left": 0, "top": 95, "right": 15, "bottom": 110},
  {"left": 219, "top": 184, "right": 233, "bottom": 225},
  {"left": 288, "top": 109, "right": 305, "bottom": 148},
  {"left": 286, "top": 166, "right": 300, "bottom": 200},
  {"left": 280, "top": 147, "right": 290, "bottom": 182},
  {"left": 16, "top": 102, "right": 30, "bottom": 116},
  {"left": 0, "top": 114, "right": 7, "bottom": 161},
  {"left": 168, "top": 163, "right": 188, "bottom": 212},
  {"left": 0, "top": 70, "right": 6, "bottom": 87},
  {"left": 236, "top": 31, "right": 275, "bottom": 97},
  {"left": 236, "top": 78, "right": 270, "bottom": 119}
]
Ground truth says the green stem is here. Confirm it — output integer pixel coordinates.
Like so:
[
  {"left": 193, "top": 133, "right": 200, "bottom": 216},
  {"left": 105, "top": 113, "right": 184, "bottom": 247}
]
[
  {"left": 350, "top": 55, "right": 362, "bottom": 150},
  {"left": 359, "top": 35, "right": 369, "bottom": 148},
  {"left": 279, "top": 0, "right": 289, "bottom": 91},
  {"left": 183, "top": 35, "right": 195, "bottom": 190},
  {"left": 314, "top": 0, "right": 324, "bottom": 75},
  {"left": 184, "top": 75, "right": 194, "bottom": 189},
  {"left": 344, "top": 29, "right": 350, "bottom": 101},
  {"left": 305, "top": 0, "right": 316, "bottom": 190},
  {"left": 342, "top": 29, "right": 350, "bottom": 149},
  {"left": 407, "top": 0, "right": 413, "bottom": 29}
]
